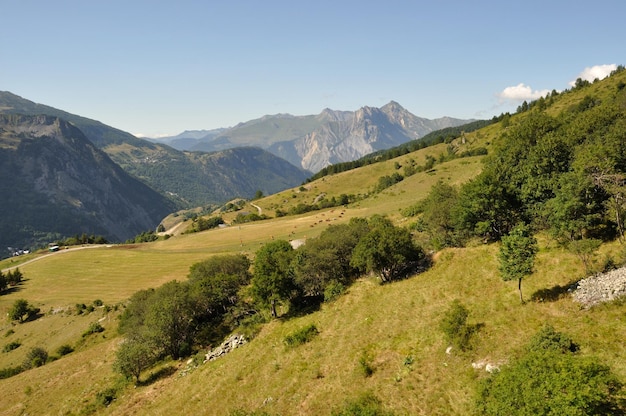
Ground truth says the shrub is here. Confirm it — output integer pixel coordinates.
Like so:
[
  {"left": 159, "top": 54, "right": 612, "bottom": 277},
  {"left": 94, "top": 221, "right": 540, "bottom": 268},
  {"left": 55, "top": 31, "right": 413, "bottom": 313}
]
[
  {"left": 439, "top": 300, "right": 480, "bottom": 352},
  {"left": 56, "top": 344, "right": 74, "bottom": 356},
  {"left": 2, "top": 341, "right": 21, "bottom": 353},
  {"left": 83, "top": 322, "right": 105, "bottom": 337},
  {"left": 23, "top": 347, "right": 48, "bottom": 369},
  {"left": 476, "top": 328, "right": 624, "bottom": 415},
  {"left": 284, "top": 324, "right": 319, "bottom": 347},
  {"left": 0, "top": 365, "right": 23, "bottom": 379},
  {"left": 324, "top": 281, "right": 346, "bottom": 302},
  {"left": 93, "top": 299, "right": 104, "bottom": 307}
]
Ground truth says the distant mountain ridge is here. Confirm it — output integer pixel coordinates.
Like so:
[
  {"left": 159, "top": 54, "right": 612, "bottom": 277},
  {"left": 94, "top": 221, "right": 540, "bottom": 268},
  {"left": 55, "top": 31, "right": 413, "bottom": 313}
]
[
  {"left": 0, "top": 91, "right": 309, "bottom": 208},
  {"left": 0, "top": 113, "right": 175, "bottom": 250},
  {"left": 151, "top": 101, "right": 472, "bottom": 172}
]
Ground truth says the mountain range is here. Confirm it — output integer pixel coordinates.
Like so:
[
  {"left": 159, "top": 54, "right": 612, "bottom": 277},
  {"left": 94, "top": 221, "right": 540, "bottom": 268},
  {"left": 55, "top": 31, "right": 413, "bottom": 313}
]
[
  {"left": 149, "top": 101, "right": 471, "bottom": 172},
  {"left": 0, "top": 91, "right": 472, "bottom": 251}
]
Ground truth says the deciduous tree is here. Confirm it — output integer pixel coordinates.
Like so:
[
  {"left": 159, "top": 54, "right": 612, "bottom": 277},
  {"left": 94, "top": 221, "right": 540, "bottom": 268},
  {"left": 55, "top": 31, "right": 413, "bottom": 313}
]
[{"left": 498, "top": 224, "right": 538, "bottom": 303}]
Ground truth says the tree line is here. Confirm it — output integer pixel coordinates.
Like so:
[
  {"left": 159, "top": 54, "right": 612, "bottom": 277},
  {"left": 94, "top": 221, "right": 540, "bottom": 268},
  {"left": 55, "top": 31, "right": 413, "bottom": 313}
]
[{"left": 114, "top": 216, "right": 428, "bottom": 381}]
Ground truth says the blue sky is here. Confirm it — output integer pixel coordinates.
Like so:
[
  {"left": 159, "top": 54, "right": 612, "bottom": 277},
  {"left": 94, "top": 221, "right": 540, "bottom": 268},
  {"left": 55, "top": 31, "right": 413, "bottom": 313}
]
[{"left": 1, "top": 0, "right": 623, "bottom": 137}]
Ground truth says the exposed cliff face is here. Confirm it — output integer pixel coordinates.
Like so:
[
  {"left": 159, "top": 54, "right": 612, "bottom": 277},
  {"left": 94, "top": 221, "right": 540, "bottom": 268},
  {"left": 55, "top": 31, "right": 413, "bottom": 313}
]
[
  {"left": 149, "top": 101, "right": 472, "bottom": 173},
  {"left": 0, "top": 114, "right": 175, "bottom": 250},
  {"left": 275, "top": 102, "right": 469, "bottom": 172}
]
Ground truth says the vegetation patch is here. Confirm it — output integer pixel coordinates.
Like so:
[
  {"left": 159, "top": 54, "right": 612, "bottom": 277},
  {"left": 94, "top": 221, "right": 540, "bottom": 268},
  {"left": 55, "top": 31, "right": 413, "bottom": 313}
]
[{"left": 283, "top": 324, "right": 319, "bottom": 347}]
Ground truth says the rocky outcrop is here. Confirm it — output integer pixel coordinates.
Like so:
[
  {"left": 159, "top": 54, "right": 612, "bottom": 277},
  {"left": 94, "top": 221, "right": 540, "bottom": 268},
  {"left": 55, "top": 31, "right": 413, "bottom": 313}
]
[
  {"left": 204, "top": 334, "right": 247, "bottom": 362},
  {"left": 572, "top": 267, "right": 626, "bottom": 307}
]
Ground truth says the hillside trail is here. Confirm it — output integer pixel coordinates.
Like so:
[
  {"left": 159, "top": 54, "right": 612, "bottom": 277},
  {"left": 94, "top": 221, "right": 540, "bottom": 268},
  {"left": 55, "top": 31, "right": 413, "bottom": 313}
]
[{"left": 250, "top": 202, "right": 262, "bottom": 215}]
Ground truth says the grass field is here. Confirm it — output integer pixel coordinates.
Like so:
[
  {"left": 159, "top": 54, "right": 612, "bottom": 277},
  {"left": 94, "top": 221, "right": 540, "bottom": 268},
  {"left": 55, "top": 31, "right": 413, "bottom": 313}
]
[{"left": 0, "top": 120, "right": 625, "bottom": 415}]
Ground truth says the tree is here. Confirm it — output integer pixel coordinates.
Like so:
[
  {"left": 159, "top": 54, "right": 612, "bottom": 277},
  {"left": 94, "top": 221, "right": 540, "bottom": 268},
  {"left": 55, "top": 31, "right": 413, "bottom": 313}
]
[
  {"left": 291, "top": 221, "right": 368, "bottom": 297},
  {"left": 351, "top": 216, "right": 426, "bottom": 283},
  {"left": 114, "top": 336, "right": 157, "bottom": 383},
  {"left": 413, "top": 180, "right": 460, "bottom": 248},
  {"left": 144, "top": 281, "right": 195, "bottom": 358},
  {"left": 23, "top": 347, "right": 48, "bottom": 369},
  {"left": 0, "top": 272, "right": 6, "bottom": 293},
  {"left": 6, "top": 268, "right": 23, "bottom": 286},
  {"left": 8, "top": 299, "right": 38, "bottom": 323},
  {"left": 250, "top": 240, "right": 295, "bottom": 317},
  {"left": 476, "top": 327, "right": 624, "bottom": 415},
  {"left": 498, "top": 224, "right": 538, "bottom": 303}
]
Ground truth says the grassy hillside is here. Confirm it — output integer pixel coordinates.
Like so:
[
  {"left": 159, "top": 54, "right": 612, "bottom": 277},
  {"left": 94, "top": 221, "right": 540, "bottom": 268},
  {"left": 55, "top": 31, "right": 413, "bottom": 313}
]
[{"left": 1, "top": 71, "right": 626, "bottom": 415}]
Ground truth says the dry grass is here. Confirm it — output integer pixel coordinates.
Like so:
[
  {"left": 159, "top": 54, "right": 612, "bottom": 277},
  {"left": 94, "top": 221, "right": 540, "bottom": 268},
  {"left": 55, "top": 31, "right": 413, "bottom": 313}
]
[{"left": 1, "top": 127, "right": 625, "bottom": 415}]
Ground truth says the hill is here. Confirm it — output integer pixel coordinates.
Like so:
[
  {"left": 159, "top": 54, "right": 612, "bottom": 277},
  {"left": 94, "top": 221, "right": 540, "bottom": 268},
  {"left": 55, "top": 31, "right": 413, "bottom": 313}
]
[
  {"left": 1, "top": 69, "right": 626, "bottom": 415},
  {"left": 0, "top": 114, "right": 175, "bottom": 252},
  {"left": 152, "top": 101, "right": 472, "bottom": 172},
  {"left": 0, "top": 92, "right": 309, "bottom": 207}
]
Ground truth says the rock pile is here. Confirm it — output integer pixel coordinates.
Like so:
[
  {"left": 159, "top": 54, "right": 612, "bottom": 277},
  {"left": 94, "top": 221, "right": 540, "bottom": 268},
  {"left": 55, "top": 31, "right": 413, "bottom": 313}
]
[
  {"left": 204, "top": 334, "right": 247, "bottom": 362},
  {"left": 572, "top": 267, "right": 626, "bottom": 307}
]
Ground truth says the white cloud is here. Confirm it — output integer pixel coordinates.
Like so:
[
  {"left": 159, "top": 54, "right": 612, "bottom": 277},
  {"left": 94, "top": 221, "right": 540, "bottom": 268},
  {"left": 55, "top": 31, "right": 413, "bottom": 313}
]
[
  {"left": 497, "top": 83, "right": 550, "bottom": 103},
  {"left": 568, "top": 64, "right": 617, "bottom": 86}
]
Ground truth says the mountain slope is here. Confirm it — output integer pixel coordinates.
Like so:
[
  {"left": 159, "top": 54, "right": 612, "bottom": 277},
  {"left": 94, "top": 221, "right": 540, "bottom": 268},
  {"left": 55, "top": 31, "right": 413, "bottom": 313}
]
[
  {"left": 0, "top": 114, "right": 175, "bottom": 250},
  {"left": 2, "top": 69, "right": 626, "bottom": 415},
  {"left": 160, "top": 102, "right": 471, "bottom": 172},
  {"left": 0, "top": 92, "right": 309, "bottom": 207}
]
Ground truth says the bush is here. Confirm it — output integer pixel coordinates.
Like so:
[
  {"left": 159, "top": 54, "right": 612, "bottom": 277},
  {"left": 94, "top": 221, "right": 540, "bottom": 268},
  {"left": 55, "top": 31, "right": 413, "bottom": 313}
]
[
  {"left": 56, "top": 344, "right": 74, "bottom": 356},
  {"left": 284, "top": 324, "right": 319, "bottom": 347},
  {"left": 83, "top": 322, "right": 105, "bottom": 337},
  {"left": 23, "top": 347, "right": 48, "bottom": 369},
  {"left": 0, "top": 365, "right": 23, "bottom": 379},
  {"left": 476, "top": 328, "right": 624, "bottom": 415},
  {"left": 324, "top": 281, "right": 346, "bottom": 302},
  {"left": 2, "top": 341, "right": 21, "bottom": 353},
  {"left": 439, "top": 300, "right": 480, "bottom": 352}
]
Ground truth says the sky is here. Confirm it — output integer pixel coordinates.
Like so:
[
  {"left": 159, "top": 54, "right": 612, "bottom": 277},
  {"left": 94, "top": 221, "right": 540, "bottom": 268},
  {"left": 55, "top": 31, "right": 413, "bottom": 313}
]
[{"left": 1, "top": 0, "right": 624, "bottom": 138}]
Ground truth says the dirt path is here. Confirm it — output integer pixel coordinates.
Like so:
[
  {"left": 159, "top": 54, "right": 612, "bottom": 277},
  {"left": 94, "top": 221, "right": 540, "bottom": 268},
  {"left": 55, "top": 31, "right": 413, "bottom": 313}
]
[{"left": 250, "top": 202, "right": 263, "bottom": 215}]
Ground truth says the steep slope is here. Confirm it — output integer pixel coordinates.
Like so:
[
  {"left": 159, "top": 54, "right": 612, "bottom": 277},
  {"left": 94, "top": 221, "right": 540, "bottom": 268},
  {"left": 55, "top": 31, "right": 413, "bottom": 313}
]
[
  {"left": 0, "top": 114, "right": 175, "bottom": 251},
  {"left": 0, "top": 92, "right": 308, "bottom": 207},
  {"left": 176, "top": 102, "right": 471, "bottom": 172}
]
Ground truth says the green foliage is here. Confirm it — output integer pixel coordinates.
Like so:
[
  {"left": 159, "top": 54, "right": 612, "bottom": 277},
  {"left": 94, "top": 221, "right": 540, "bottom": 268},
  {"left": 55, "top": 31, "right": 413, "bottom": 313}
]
[
  {"left": 351, "top": 216, "right": 427, "bottom": 283},
  {"left": 323, "top": 281, "right": 346, "bottom": 302},
  {"left": 232, "top": 212, "right": 271, "bottom": 224},
  {"left": 114, "top": 336, "right": 157, "bottom": 383},
  {"left": 187, "top": 215, "right": 224, "bottom": 233},
  {"left": 283, "top": 324, "right": 319, "bottom": 347},
  {"left": 475, "top": 328, "right": 625, "bottom": 416},
  {"left": 405, "top": 180, "right": 461, "bottom": 249},
  {"left": 332, "top": 392, "right": 396, "bottom": 416},
  {"left": 251, "top": 240, "right": 296, "bottom": 317},
  {"left": 8, "top": 299, "right": 39, "bottom": 322},
  {"left": 23, "top": 347, "right": 48, "bottom": 369},
  {"left": 567, "top": 238, "right": 602, "bottom": 274},
  {"left": 3, "top": 341, "right": 21, "bottom": 353},
  {"left": 374, "top": 172, "right": 403, "bottom": 192},
  {"left": 291, "top": 221, "right": 367, "bottom": 298},
  {"left": 439, "top": 300, "right": 480, "bottom": 352},
  {"left": 56, "top": 344, "right": 74, "bottom": 356},
  {"left": 125, "top": 230, "right": 159, "bottom": 244},
  {"left": 0, "top": 365, "right": 24, "bottom": 379},
  {"left": 498, "top": 224, "right": 538, "bottom": 303},
  {"left": 526, "top": 325, "right": 578, "bottom": 354},
  {"left": 82, "top": 322, "right": 104, "bottom": 337}
]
